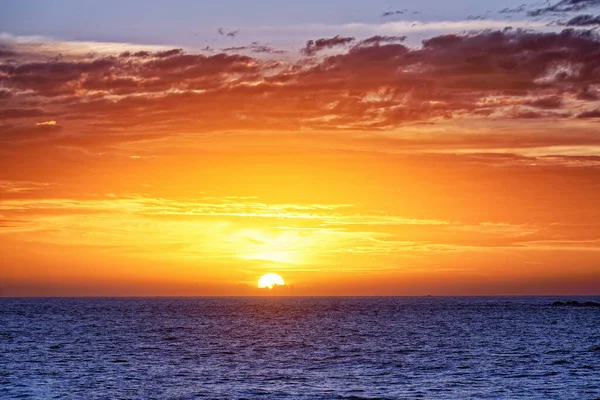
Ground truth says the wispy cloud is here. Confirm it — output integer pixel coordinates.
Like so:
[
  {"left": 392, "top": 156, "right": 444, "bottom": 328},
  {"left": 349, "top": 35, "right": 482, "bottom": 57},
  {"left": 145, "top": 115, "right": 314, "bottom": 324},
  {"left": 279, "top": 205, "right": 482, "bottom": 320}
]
[{"left": 0, "top": 33, "right": 173, "bottom": 60}]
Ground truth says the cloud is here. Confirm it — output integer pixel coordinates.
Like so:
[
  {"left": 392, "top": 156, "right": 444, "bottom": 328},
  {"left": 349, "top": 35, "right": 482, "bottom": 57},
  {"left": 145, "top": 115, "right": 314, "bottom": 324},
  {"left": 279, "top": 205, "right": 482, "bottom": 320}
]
[
  {"left": 0, "top": 90, "right": 12, "bottom": 100},
  {"left": 218, "top": 28, "right": 239, "bottom": 38},
  {"left": 3, "top": 18, "right": 600, "bottom": 296},
  {"left": 246, "top": 20, "right": 547, "bottom": 43},
  {"left": 525, "top": 96, "right": 564, "bottom": 109},
  {"left": 509, "top": 109, "right": 572, "bottom": 120},
  {"left": 0, "top": 28, "right": 600, "bottom": 154},
  {"left": 381, "top": 10, "right": 407, "bottom": 17},
  {"left": 2, "top": 191, "right": 599, "bottom": 269},
  {"left": 528, "top": 0, "right": 600, "bottom": 16},
  {"left": 300, "top": 35, "right": 355, "bottom": 56},
  {"left": 499, "top": 5, "right": 527, "bottom": 14},
  {"left": 0, "top": 108, "right": 46, "bottom": 120},
  {"left": 223, "top": 42, "right": 286, "bottom": 54},
  {"left": 0, "top": 47, "right": 17, "bottom": 57},
  {"left": 0, "top": 33, "right": 172, "bottom": 60},
  {"left": 356, "top": 35, "right": 407, "bottom": 46},
  {"left": 576, "top": 109, "right": 600, "bottom": 118},
  {"left": 466, "top": 15, "right": 487, "bottom": 21},
  {"left": 154, "top": 49, "right": 185, "bottom": 58},
  {"left": 0, "top": 48, "right": 258, "bottom": 97},
  {"left": 509, "top": 110, "right": 557, "bottom": 119},
  {"left": 562, "top": 14, "right": 600, "bottom": 25}
]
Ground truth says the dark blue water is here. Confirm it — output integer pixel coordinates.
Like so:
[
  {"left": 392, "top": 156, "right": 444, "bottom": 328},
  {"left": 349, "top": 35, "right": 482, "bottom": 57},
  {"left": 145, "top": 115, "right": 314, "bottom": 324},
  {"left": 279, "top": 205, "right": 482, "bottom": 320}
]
[{"left": 1, "top": 297, "right": 599, "bottom": 399}]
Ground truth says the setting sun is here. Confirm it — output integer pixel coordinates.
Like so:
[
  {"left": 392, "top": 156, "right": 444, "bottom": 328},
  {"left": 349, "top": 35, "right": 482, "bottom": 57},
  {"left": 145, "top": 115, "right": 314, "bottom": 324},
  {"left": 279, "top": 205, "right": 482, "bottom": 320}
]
[{"left": 257, "top": 273, "right": 285, "bottom": 289}]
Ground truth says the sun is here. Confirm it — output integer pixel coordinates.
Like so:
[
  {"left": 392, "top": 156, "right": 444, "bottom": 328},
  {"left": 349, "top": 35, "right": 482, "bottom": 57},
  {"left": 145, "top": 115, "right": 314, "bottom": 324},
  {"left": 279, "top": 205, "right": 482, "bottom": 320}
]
[{"left": 258, "top": 273, "right": 285, "bottom": 289}]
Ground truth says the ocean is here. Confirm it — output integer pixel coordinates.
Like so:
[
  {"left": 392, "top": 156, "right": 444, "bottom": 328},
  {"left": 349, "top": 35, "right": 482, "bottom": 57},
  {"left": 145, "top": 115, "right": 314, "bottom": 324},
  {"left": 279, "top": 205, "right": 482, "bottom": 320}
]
[{"left": 1, "top": 297, "right": 599, "bottom": 399}]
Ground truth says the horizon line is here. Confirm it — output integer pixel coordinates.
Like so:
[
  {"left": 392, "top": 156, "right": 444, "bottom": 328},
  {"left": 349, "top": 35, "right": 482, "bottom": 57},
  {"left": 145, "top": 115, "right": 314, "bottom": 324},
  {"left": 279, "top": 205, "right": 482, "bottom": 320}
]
[{"left": 2, "top": 294, "right": 599, "bottom": 299}]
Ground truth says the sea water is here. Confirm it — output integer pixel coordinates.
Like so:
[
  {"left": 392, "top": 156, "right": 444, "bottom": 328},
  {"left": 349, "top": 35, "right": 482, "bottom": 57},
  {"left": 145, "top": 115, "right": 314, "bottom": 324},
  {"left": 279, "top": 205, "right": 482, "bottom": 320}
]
[{"left": 1, "top": 297, "right": 599, "bottom": 399}]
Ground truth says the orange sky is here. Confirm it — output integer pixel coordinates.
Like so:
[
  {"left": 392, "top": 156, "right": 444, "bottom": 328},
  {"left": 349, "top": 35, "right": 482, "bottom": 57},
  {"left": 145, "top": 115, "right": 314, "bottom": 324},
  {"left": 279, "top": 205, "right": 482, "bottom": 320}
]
[{"left": 1, "top": 29, "right": 600, "bottom": 296}]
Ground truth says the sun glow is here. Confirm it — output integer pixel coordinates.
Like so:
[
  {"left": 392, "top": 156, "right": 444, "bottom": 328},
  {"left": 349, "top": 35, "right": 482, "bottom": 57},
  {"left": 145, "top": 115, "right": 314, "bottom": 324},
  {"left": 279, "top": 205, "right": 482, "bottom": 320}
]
[
  {"left": 235, "top": 229, "right": 314, "bottom": 264},
  {"left": 257, "top": 273, "right": 285, "bottom": 289}
]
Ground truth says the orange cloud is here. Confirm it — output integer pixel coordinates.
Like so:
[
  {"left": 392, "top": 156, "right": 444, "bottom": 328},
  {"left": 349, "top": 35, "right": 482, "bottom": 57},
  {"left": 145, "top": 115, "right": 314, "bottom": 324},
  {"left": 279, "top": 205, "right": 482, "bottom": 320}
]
[{"left": 1, "top": 29, "right": 600, "bottom": 295}]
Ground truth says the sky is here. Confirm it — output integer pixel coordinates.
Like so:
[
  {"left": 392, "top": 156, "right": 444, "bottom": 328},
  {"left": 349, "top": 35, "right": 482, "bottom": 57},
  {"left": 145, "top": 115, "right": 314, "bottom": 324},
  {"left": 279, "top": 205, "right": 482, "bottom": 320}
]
[{"left": 1, "top": 0, "right": 600, "bottom": 296}]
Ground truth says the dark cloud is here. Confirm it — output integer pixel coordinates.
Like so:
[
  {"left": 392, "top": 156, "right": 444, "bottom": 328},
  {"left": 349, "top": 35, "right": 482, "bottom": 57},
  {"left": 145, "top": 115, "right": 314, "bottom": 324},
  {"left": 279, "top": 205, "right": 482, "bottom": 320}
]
[
  {"left": 218, "top": 28, "right": 239, "bottom": 38},
  {"left": 1, "top": 28, "right": 600, "bottom": 150},
  {"left": 509, "top": 110, "right": 569, "bottom": 119},
  {"left": 248, "top": 43, "right": 286, "bottom": 54},
  {"left": 528, "top": 0, "right": 600, "bottom": 16},
  {"left": 577, "top": 109, "right": 600, "bottom": 118},
  {"left": 357, "top": 36, "right": 407, "bottom": 46},
  {"left": 154, "top": 49, "right": 184, "bottom": 58},
  {"left": 381, "top": 10, "right": 406, "bottom": 17},
  {"left": 500, "top": 4, "right": 527, "bottom": 14},
  {"left": 526, "top": 96, "right": 564, "bottom": 109},
  {"left": 0, "top": 42, "right": 19, "bottom": 58},
  {"left": 511, "top": 110, "right": 547, "bottom": 119},
  {"left": 222, "top": 46, "right": 248, "bottom": 52},
  {"left": 0, "top": 108, "right": 46, "bottom": 120},
  {"left": 577, "top": 87, "right": 599, "bottom": 99},
  {"left": 0, "top": 90, "right": 13, "bottom": 100},
  {"left": 118, "top": 50, "right": 156, "bottom": 58},
  {"left": 301, "top": 35, "right": 355, "bottom": 56},
  {"left": 562, "top": 14, "right": 600, "bottom": 25},
  {"left": 1, "top": 49, "right": 258, "bottom": 96},
  {"left": 223, "top": 42, "right": 286, "bottom": 54},
  {"left": 0, "top": 49, "right": 17, "bottom": 58},
  {"left": 293, "top": 29, "right": 600, "bottom": 126},
  {"left": 131, "top": 51, "right": 152, "bottom": 58},
  {"left": 0, "top": 58, "right": 118, "bottom": 96}
]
